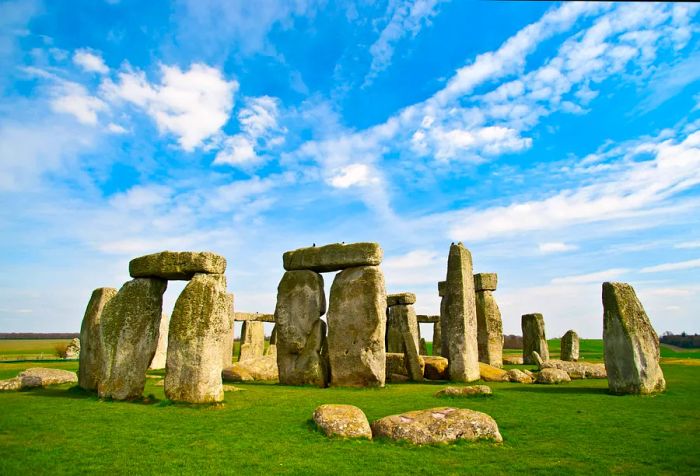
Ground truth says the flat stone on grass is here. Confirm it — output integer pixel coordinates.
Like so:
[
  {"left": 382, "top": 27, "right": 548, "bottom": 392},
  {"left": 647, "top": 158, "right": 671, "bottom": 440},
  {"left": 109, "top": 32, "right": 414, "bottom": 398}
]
[
  {"left": 313, "top": 404, "right": 372, "bottom": 439},
  {"left": 435, "top": 385, "right": 493, "bottom": 397}
]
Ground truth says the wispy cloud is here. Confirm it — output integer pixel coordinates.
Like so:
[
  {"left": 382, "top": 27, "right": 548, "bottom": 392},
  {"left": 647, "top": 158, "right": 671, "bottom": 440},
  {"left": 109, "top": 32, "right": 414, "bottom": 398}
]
[
  {"left": 640, "top": 258, "right": 700, "bottom": 273},
  {"left": 539, "top": 242, "right": 578, "bottom": 254},
  {"left": 73, "top": 49, "right": 109, "bottom": 74},
  {"left": 551, "top": 268, "right": 630, "bottom": 285}
]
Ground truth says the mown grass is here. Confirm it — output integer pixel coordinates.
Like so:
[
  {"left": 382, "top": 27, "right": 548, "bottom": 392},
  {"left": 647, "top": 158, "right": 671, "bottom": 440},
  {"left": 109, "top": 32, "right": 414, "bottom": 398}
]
[
  {"left": 0, "top": 340, "right": 698, "bottom": 474},
  {"left": 0, "top": 339, "right": 72, "bottom": 360}
]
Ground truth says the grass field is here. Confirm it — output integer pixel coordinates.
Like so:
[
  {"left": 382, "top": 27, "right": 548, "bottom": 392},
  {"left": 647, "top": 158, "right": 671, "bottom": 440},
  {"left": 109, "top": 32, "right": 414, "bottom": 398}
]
[{"left": 0, "top": 339, "right": 698, "bottom": 474}]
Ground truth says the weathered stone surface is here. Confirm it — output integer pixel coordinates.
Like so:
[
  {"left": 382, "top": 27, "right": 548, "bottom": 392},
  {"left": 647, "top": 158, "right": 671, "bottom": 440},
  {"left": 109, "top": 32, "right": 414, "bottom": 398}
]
[
  {"left": 99, "top": 278, "right": 167, "bottom": 400},
  {"left": 0, "top": 378, "right": 22, "bottom": 391},
  {"left": 532, "top": 351, "right": 607, "bottom": 379},
  {"left": 475, "top": 280, "right": 503, "bottom": 368},
  {"left": 388, "top": 373, "right": 409, "bottom": 383},
  {"left": 385, "top": 353, "right": 425, "bottom": 380},
  {"left": 238, "top": 321, "right": 265, "bottom": 362},
  {"left": 417, "top": 315, "right": 440, "bottom": 323},
  {"left": 443, "top": 243, "right": 480, "bottom": 382},
  {"left": 536, "top": 368, "right": 571, "bottom": 384},
  {"left": 506, "top": 369, "right": 533, "bottom": 384},
  {"left": 233, "top": 312, "right": 275, "bottom": 322},
  {"left": 148, "top": 313, "right": 169, "bottom": 370},
  {"left": 387, "top": 292, "right": 416, "bottom": 306},
  {"left": 386, "top": 309, "right": 404, "bottom": 353},
  {"left": 313, "top": 404, "right": 372, "bottom": 439},
  {"left": 474, "top": 273, "right": 497, "bottom": 292},
  {"left": 479, "top": 362, "right": 509, "bottom": 382},
  {"left": 435, "top": 385, "right": 492, "bottom": 397},
  {"left": 65, "top": 338, "right": 80, "bottom": 359},
  {"left": 603, "top": 282, "right": 665, "bottom": 395},
  {"left": 327, "top": 265, "right": 386, "bottom": 387},
  {"left": 222, "top": 307, "right": 235, "bottom": 367},
  {"left": 388, "top": 304, "right": 422, "bottom": 381},
  {"left": 275, "top": 270, "right": 328, "bottom": 387},
  {"left": 561, "top": 330, "right": 579, "bottom": 361},
  {"left": 78, "top": 287, "right": 117, "bottom": 391},
  {"left": 502, "top": 355, "right": 523, "bottom": 365},
  {"left": 14, "top": 368, "right": 78, "bottom": 388},
  {"left": 419, "top": 338, "right": 428, "bottom": 356},
  {"left": 522, "top": 313, "right": 549, "bottom": 364},
  {"left": 423, "top": 356, "right": 449, "bottom": 380},
  {"left": 432, "top": 321, "right": 442, "bottom": 356},
  {"left": 283, "top": 242, "right": 383, "bottom": 273},
  {"left": 222, "top": 355, "right": 279, "bottom": 382},
  {"left": 165, "top": 273, "right": 233, "bottom": 403},
  {"left": 438, "top": 281, "right": 447, "bottom": 297},
  {"left": 371, "top": 407, "right": 502, "bottom": 445},
  {"left": 129, "top": 251, "right": 226, "bottom": 280}
]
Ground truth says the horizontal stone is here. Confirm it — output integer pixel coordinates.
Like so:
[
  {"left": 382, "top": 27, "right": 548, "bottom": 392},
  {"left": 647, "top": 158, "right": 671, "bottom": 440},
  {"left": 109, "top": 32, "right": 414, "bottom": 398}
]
[
  {"left": 474, "top": 273, "right": 497, "bottom": 292},
  {"left": 416, "top": 315, "right": 440, "bottom": 323},
  {"left": 129, "top": 251, "right": 226, "bottom": 280},
  {"left": 233, "top": 312, "right": 275, "bottom": 322},
  {"left": 387, "top": 293, "right": 416, "bottom": 306},
  {"left": 283, "top": 242, "right": 382, "bottom": 272},
  {"left": 438, "top": 281, "right": 447, "bottom": 297}
]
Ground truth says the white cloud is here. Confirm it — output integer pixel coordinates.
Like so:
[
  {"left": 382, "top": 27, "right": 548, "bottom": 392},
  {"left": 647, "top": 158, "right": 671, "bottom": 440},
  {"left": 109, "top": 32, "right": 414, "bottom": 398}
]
[
  {"left": 106, "top": 122, "right": 127, "bottom": 134},
  {"left": 538, "top": 242, "right": 578, "bottom": 254},
  {"left": 383, "top": 249, "right": 443, "bottom": 287},
  {"left": 102, "top": 63, "right": 238, "bottom": 150},
  {"left": 328, "top": 163, "right": 380, "bottom": 189},
  {"left": 50, "top": 81, "right": 108, "bottom": 125},
  {"left": 675, "top": 241, "right": 700, "bottom": 249},
  {"left": 73, "top": 49, "right": 109, "bottom": 74},
  {"left": 551, "top": 268, "right": 630, "bottom": 285},
  {"left": 640, "top": 258, "right": 700, "bottom": 273}
]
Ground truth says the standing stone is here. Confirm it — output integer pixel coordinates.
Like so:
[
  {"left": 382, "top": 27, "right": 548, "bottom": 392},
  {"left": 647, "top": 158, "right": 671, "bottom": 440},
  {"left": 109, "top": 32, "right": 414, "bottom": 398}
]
[
  {"left": 386, "top": 310, "right": 404, "bottom": 353},
  {"left": 393, "top": 304, "right": 422, "bottom": 381},
  {"left": 149, "top": 313, "right": 170, "bottom": 370},
  {"left": 98, "top": 278, "right": 167, "bottom": 400},
  {"left": 327, "top": 266, "right": 386, "bottom": 387},
  {"left": 474, "top": 273, "right": 503, "bottom": 368},
  {"left": 443, "top": 243, "right": 480, "bottom": 382},
  {"left": 438, "top": 280, "right": 449, "bottom": 359},
  {"left": 602, "top": 282, "right": 665, "bottom": 395},
  {"left": 78, "top": 287, "right": 117, "bottom": 391},
  {"left": 275, "top": 270, "right": 328, "bottom": 387},
  {"left": 419, "top": 338, "right": 428, "bottom": 356},
  {"left": 222, "top": 308, "right": 235, "bottom": 367},
  {"left": 264, "top": 326, "right": 277, "bottom": 357},
  {"left": 522, "top": 313, "right": 549, "bottom": 364},
  {"left": 432, "top": 320, "right": 442, "bottom": 356},
  {"left": 165, "top": 273, "right": 233, "bottom": 403},
  {"left": 65, "top": 337, "right": 81, "bottom": 359},
  {"left": 561, "top": 330, "right": 580, "bottom": 362},
  {"left": 238, "top": 321, "right": 265, "bottom": 362}
]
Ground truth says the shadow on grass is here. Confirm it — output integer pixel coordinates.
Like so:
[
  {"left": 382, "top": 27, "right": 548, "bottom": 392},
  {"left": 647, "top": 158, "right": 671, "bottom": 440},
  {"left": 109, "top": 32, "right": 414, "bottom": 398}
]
[{"left": 24, "top": 385, "right": 164, "bottom": 404}]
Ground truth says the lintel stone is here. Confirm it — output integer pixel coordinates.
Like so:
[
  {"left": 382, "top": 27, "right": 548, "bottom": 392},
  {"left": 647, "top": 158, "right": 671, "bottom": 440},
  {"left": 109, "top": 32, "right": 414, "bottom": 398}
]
[
  {"left": 283, "top": 242, "right": 382, "bottom": 273},
  {"left": 416, "top": 315, "right": 439, "bottom": 323},
  {"left": 129, "top": 251, "right": 226, "bottom": 280},
  {"left": 234, "top": 312, "right": 275, "bottom": 322},
  {"left": 474, "top": 273, "right": 498, "bottom": 292},
  {"left": 387, "top": 292, "right": 416, "bottom": 306}
]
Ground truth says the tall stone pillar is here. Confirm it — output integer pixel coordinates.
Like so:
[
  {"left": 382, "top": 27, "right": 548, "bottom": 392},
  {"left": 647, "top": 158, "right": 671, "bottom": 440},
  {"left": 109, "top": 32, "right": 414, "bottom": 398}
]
[
  {"left": 148, "top": 313, "right": 170, "bottom": 370},
  {"left": 78, "top": 287, "right": 117, "bottom": 391},
  {"left": 327, "top": 265, "right": 386, "bottom": 387},
  {"left": 522, "top": 313, "right": 549, "bottom": 364},
  {"left": 438, "top": 281, "right": 449, "bottom": 359},
  {"left": 165, "top": 273, "right": 233, "bottom": 403},
  {"left": 443, "top": 243, "right": 480, "bottom": 382},
  {"left": 432, "top": 320, "right": 442, "bottom": 356},
  {"left": 275, "top": 270, "right": 328, "bottom": 387},
  {"left": 474, "top": 273, "right": 503, "bottom": 368},
  {"left": 238, "top": 321, "right": 265, "bottom": 362},
  {"left": 98, "top": 278, "right": 167, "bottom": 400},
  {"left": 386, "top": 293, "right": 422, "bottom": 381},
  {"left": 602, "top": 282, "right": 665, "bottom": 395},
  {"left": 560, "top": 330, "right": 579, "bottom": 362}
]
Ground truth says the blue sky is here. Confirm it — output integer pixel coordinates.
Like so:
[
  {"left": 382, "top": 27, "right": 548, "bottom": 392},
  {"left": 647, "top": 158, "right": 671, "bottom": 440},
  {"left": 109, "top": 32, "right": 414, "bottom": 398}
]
[{"left": 1, "top": 0, "right": 699, "bottom": 338}]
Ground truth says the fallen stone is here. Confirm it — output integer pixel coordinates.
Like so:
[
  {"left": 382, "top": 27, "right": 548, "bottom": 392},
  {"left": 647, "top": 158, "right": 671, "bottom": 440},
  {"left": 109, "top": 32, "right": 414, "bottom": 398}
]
[
  {"left": 165, "top": 273, "right": 233, "bottom": 403},
  {"left": 423, "top": 356, "right": 449, "bottom": 380},
  {"left": 0, "top": 378, "right": 22, "bottom": 391},
  {"left": 283, "top": 242, "right": 383, "bottom": 273},
  {"left": 239, "top": 321, "right": 265, "bottom": 362},
  {"left": 129, "top": 251, "right": 226, "bottom": 280},
  {"left": 522, "top": 313, "right": 549, "bottom": 364},
  {"left": 327, "top": 265, "right": 386, "bottom": 387},
  {"left": 603, "top": 282, "right": 666, "bottom": 395},
  {"left": 371, "top": 407, "right": 502, "bottom": 445},
  {"left": 78, "top": 287, "right": 117, "bottom": 391},
  {"left": 435, "top": 385, "right": 492, "bottom": 397},
  {"left": 474, "top": 273, "right": 497, "bottom": 292},
  {"left": 65, "top": 338, "right": 80, "bottom": 359},
  {"left": 443, "top": 243, "right": 480, "bottom": 382},
  {"left": 313, "top": 404, "right": 372, "bottom": 439},
  {"left": 388, "top": 373, "right": 410, "bottom": 383},
  {"left": 385, "top": 353, "right": 425, "bottom": 380},
  {"left": 223, "top": 384, "right": 243, "bottom": 392},
  {"left": 387, "top": 292, "right": 416, "bottom": 306},
  {"left": 506, "top": 369, "right": 533, "bottom": 384},
  {"left": 536, "top": 368, "right": 571, "bottom": 384},
  {"left": 18, "top": 368, "right": 78, "bottom": 388},
  {"left": 275, "top": 270, "right": 328, "bottom": 387},
  {"left": 532, "top": 352, "right": 607, "bottom": 379},
  {"left": 99, "top": 278, "right": 167, "bottom": 400},
  {"left": 149, "top": 313, "right": 169, "bottom": 370},
  {"left": 561, "top": 330, "right": 579, "bottom": 362},
  {"left": 222, "top": 355, "right": 279, "bottom": 382},
  {"left": 502, "top": 355, "right": 523, "bottom": 365},
  {"left": 479, "top": 362, "right": 509, "bottom": 382}
]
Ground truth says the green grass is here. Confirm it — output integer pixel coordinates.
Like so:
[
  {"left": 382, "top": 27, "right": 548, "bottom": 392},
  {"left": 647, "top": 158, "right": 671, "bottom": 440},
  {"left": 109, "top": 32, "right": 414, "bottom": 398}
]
[
  {"left": 0, "top": 339, "right": 698, "bottom": 474},
  {"left": 0, "top": 339, "right": 72, "bottom": 360}
]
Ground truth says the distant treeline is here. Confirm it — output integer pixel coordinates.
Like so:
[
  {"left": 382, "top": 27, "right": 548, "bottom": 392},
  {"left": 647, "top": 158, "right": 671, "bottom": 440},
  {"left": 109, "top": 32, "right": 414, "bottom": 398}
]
[
  {"left": 660, "top": 332, "right": 700, "bottom": 349},
  {"left": 0, "top": 333, "right": 80, "bottom": 340},
  {"left": 503, "top": 335, "right": 523, "bottom": 349}
]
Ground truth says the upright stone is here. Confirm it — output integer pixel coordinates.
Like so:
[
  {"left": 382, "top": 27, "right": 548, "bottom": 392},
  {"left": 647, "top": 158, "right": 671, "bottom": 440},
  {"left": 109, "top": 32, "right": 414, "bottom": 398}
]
[
  {"left": 78, "top": 287, "right": 117, "bottom": 391},
  {"left": 98, "top": 278, "right": 167, "bottom": 400},
  {"left": 522, "top": 313, "right": 549, "bottom": 364},
  {"left": 283, "top": 242, "right": 382, "bottom": 273},
  {"left": 474, "top": 273, "right": 503, "bottom": 368},
  {"left": 438, "top": 281, "right": 449, "bottom": 359},
  {"left": 222, "top": 308, "right": 235, "bottom": 367},
  {"left": 148, "top": 313, "right": 169, "bottom": 370},
  {"left": 129, "top": 251, "right": 226, "bottom": 280},
  {"left": 560, "top": 330, "right": 579, "bottom": 362},
  {"left": 432, "top": 320, "right": 442, "bottom": 356},
  {"left": 275, "top": 270, "right": 328, "bottom": 387},
  {"left": 392, "top": 303, "right": 422, "bottom": 381},
  {"left": 602, "top": 282, "right": 665, "bottom": 395},
  {"left": 443, "top": 243, "right": 480, "bottom": 382},
  {"left": 238, "top": 321, "right": 265, "bottom": 362},
  {"left": 386, "top": 310, "right": 404, "bottom": 353},
  {"left": 327, "top": 266, "right": 386, "bottom": 387},
  {"left": 165, "top": 273, "right": 233, "bottom": 403},
  {"left": 419, "top": 338, "right": 428, "bottom": 356}
]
